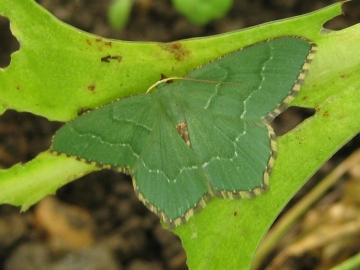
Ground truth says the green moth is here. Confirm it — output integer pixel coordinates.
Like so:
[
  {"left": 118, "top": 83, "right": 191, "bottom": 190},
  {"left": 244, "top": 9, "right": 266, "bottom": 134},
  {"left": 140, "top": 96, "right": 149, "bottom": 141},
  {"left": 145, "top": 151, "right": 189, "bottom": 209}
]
[{"left": 51, "top": 37, "right": 317, "bottom": 227}]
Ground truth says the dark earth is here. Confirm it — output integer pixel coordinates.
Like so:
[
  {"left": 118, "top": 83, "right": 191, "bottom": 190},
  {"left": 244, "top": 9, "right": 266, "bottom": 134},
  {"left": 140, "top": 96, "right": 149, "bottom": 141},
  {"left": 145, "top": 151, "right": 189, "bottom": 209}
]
[{"left": 1, "top": 0, "right": 360, "bottom": 269}]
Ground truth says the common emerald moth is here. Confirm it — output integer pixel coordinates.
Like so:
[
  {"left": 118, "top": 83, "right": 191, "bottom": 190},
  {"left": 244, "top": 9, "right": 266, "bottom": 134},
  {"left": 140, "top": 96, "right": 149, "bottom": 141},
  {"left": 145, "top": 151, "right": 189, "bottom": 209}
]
[{"left": 51, "top": 37, "right": 317, "bottom": 227}]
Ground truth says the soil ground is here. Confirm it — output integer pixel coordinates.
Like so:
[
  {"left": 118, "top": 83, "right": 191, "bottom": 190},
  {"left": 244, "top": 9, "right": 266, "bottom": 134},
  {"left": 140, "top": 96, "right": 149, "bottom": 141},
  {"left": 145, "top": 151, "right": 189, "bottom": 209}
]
[{"left": 0, "top": 0, "right": 360, "bottom": 269}]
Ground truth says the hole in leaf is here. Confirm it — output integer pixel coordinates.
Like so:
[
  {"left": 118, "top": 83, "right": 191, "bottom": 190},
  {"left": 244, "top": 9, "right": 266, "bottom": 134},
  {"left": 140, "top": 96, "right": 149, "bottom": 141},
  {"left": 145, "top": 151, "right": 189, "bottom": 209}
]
[
  {"left": 0, "top": 110, "right": 62, "bottom": 169},
  {"left": 323, "top": 1, "right": 360, "bottom": 30},
  {"left": 273, "top": 106, "right": 315, "bottom": 136},
  {"left": 0, "top": 16, "right": 20, "bottom": 68}
]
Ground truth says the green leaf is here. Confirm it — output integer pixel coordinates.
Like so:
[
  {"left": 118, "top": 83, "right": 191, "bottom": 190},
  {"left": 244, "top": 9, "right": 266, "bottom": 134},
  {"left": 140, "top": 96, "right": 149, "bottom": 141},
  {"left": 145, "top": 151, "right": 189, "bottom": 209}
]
[
  {"left": 0, "top": 1, "right": 359, "bottom": 269},
  {"left": 51, "top": 37, "right": 315, "bottom": 226},
  {"left": 171, "top": 0, "right": 233, "bottom": 25},
  {"left": 0, "top": 151, "right": 97, "bottom": 210},
  {"left": 107, "top": 0, "right": 133, "bottom": 30}
]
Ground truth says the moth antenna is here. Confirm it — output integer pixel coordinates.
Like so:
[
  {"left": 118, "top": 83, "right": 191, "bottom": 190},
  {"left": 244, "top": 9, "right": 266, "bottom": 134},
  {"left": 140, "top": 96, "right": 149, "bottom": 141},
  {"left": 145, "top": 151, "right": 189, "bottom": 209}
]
[
  {"left": 146, "top": 76, "right": 242, "bottom": 94},
  {"left": 146, "top": 77, "right": 183, "bottom": 93}
]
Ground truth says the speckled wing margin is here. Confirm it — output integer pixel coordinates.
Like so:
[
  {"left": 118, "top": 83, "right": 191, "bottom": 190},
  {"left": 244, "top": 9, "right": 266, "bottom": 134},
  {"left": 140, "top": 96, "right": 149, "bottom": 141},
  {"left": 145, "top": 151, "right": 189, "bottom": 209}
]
[
  {"left": 51, "top": 37, "right": 317, "bottom": 228},
  {"left": 266, "top": 40, "right": 317, "bottom": 122}
]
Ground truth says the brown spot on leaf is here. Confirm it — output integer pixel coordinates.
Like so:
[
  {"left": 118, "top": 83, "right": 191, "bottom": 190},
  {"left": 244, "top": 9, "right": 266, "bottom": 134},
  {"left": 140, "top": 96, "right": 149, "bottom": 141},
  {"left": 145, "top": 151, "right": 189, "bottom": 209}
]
[
  {"left": 86, "top": 39, "right": 92, "bottom": 46},
  {"left": 171, "top": 42, "right": 181, "bottom": 50},
  {"left": 160, "top": 42, "right": 189, "bottom": 61},
  {"left": 111, "top": 55, "right": 122, "bottom": 62},
  {"left": 95, "top": 38, "right": 102, "bottom": 42},
  {"left": 101, "top": 55, "right": 122, "bottom": 63},
  {"left": 88, "top": 85, "right": 95, "bottom": 91},
  {"left": 101, "top": 55, "right": 111, "bottom": 63},
  {"left": 175, "top": 122, "right": 191, "bottom": 147},
  {"left": 323, "top": 111, "right": 329, "bottom": 117}
]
